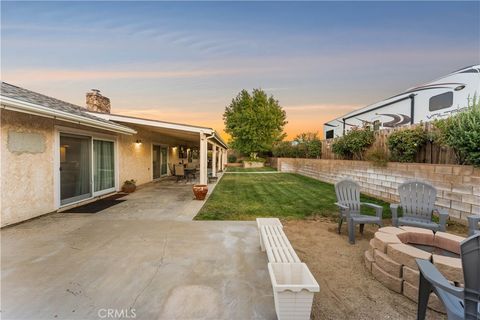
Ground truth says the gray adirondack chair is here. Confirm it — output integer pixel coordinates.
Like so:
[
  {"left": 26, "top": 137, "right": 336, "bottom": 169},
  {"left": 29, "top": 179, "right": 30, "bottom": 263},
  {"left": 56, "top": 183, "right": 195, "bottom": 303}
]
[
  {"left": 335, "top": 179, "right": 383, "bottom": 244},
  {"left": 391, "top": 181, "right": 448, "bottom": 232},
  {"left": 416, "top": 233, "right": 480, "bottom": 320},
  {"left": 467, "top": 215, "right": 480, "bottom": 236}
]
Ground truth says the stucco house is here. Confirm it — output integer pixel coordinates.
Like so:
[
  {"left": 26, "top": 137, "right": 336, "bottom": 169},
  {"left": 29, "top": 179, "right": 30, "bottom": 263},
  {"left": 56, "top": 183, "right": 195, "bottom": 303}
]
[{"left": 0, "top": 82, "right": 227, "bottom": 227}]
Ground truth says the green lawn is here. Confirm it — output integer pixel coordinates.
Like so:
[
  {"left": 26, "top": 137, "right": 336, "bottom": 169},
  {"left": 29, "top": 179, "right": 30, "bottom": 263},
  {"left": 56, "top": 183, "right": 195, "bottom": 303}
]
[
  {"left": 226, "top": 166, "right": 277, "bottom": 172},
  {"left": 195, "top": 172, "right": 391, "bottom": 220}
]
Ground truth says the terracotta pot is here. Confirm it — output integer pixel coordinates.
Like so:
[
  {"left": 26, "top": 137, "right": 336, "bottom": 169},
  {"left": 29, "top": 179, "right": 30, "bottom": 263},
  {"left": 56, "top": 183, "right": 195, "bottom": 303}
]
[
  {"left": 122, "top": 184, "right": 136, "bottom": 193},
  {"left": 192, "top": 184, "right": 208, "bottom": 200}
]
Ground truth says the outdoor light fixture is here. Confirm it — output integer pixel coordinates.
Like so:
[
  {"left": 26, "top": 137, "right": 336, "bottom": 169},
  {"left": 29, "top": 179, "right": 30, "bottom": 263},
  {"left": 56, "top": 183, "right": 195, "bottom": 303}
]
[{"left": 454, "top": 85, "right": 466, "bottom": 91}]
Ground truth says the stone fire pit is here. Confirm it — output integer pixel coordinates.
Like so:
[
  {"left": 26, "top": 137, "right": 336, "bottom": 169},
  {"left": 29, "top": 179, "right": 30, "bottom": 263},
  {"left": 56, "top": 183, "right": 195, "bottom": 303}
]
[{"left": 364, "top": 226, "right": 465, "bottom": 314}]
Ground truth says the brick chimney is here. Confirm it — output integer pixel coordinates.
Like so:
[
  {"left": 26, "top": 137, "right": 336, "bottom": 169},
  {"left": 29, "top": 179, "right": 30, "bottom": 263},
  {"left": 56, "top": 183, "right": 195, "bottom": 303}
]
[{"left": 86, "top": 89, "right": 111, "bottom": 113}]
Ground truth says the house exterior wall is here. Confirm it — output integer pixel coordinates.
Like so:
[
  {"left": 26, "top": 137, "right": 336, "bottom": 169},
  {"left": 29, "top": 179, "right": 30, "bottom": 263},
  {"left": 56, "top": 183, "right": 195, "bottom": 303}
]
[
  {"left": 277, "top": 158, "right": 479, "bottom": 222},
  {"left": 0, "top": 111, "right": 200, "bottom": 227},
  {"left": 116, "top": 124, "right": 194, "bottom": 186},
  {"left": 0, "top": 109, "right": 120, "bottom": 227},
  {"left": 1, "top": 109, "right": 56, "bottom": 226}
]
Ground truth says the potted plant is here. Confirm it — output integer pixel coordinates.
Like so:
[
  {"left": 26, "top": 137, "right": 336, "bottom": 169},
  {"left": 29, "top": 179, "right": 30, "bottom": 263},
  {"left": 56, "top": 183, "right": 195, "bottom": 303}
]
[
  {"left": 122, "top": 179, "right": 137, "bottom": 193},
  {"left": 192, "top": 184, "right": 208, "bottom": 200}
]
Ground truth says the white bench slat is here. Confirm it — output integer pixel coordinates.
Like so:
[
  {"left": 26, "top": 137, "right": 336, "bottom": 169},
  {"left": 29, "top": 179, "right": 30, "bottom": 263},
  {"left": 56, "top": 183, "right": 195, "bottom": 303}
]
[
  {"left": 264, "top": 226, "right": 286, "bottom": 263},
  {"left": 261, "top": 225, "right": 301, "bottom": 263},
  {"left": 266, "top": 226, "right": 289, "bottom": 262},
  {"left": 261, "top": 226, "right": 279, "bottom": 262},
  {"left": 268, "top": 226, "right": 294, "bottom": 263},
  {"left": 256, "top": 218, "right": 283, "bottom": 251},
  {"left": 270, "top": 226, "right": 300, "bottom": 263}
]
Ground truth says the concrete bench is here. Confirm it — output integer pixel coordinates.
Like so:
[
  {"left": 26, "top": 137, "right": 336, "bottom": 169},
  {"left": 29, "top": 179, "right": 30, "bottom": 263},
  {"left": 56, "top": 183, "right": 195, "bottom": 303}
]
[{"left": 261, "top": 225, "right": 301, "bottom": 263}]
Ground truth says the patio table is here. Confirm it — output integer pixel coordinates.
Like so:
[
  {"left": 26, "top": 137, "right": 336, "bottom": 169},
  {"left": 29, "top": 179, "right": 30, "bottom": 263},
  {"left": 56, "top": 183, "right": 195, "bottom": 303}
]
[{"left": 184, "top": 168, "right": 197, "bottom": 182}]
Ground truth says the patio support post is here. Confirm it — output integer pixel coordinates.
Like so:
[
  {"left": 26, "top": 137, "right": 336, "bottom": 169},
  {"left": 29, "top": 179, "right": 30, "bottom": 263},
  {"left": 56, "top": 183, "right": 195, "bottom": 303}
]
[
  {"left": 212, "top": 144, "right": 217, "bottom": 177},
  {"left": 223, "top": 149, "right": 227, "bottom": 170},
  {"left": 219, "top": 148, "right": 223, "bottom": 172},
  {"left": 199, "top": 132, "right": 208, "bottom": 184}
]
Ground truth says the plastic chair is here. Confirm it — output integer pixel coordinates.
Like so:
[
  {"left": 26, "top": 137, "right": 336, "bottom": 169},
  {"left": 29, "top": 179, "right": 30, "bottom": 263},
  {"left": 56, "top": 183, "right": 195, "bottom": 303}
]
[
  {"left": 416, "top": 234, "right": 480, "bottom": 320},
  {"left": 467, "top": 216, "right": 480, "bottom": 236},
  {"left": 391, "top": 181, "right": 448, "bottom": 232},
  {"left": 335, "top": 179, "right": 383, "bottom": 244}
]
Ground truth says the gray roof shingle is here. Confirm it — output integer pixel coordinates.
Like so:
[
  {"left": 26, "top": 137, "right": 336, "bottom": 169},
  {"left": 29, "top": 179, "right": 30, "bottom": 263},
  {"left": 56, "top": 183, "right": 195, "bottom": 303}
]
[{"left": 0, "top": 82, "right": 132, "bottom": 130}]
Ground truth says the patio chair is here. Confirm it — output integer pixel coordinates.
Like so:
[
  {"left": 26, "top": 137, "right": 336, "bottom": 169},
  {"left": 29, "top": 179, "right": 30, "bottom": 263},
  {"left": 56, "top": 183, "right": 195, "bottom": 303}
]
[
  {"left": 467, "top": 215, "right": 480, "bottom": 236},
  {"left": 334, "top": 179, "right": 383, "bottom": 244},
  {"left": 391, "top": 181, "right": 448, "bottom": 232},
  {"left": 174, "top": 164, "right": 185, "bottom": 182},
  {"left": 416, "top": 233, "right": 480, "bottom": 320}
]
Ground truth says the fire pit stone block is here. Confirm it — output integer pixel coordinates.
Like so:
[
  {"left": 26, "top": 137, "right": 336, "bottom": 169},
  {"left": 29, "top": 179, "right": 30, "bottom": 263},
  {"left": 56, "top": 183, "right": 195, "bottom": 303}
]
[
  {"left": 433, "top": 232, "right": 465, "bottom": 255},
  {"left": 387, "top": 243, "right": 432, "bottom": 270},
  {"left": 374, "top": 249, "right": 402, "bottom": 278},
  {"left": 402, "top": 281, "right": 446, "bottom": 313},
  {"left": 399, "top": 226, "right": 435, "bottom": 246},
  {"left": 432, "top": 254, "right": 464, "bottom": 284},
  {"left": 372, "top": 232, "right": 402, "bottom": 253},
  {"left": 364, "top": 250, "right": 374, "bottom": 272},
  {"left": 402, "top": 266, "right": 420, "bottom": 287},
  {"left": 372, "top": 263, "right": 403, "bottom": 293}
]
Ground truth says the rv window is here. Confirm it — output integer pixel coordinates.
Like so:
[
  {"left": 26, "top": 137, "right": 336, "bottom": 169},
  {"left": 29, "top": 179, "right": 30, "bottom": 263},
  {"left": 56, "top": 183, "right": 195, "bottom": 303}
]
[
  {"left": 326, "top": 130, "right": 334, "bottom": 139},
  {"left": 429, "top": 92, "right": 453, "bottom": 111}
]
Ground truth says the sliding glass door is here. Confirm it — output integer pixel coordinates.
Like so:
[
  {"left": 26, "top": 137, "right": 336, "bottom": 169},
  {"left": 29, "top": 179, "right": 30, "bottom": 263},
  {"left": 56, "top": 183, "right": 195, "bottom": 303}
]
[
  {"left": 160, "top": 147, "right": 168, "bottom": 176},
  {"left": 60, "top": 134, "right": 92, "bottom": 205},
  {"left": 93, "top": 140, "right": 115, "bottom": 193},
  {"left": 153, "top": 145, "right": 168, "bottom": 179},
  {"left": 59, "top": 133, "right": 116, "bottom": 206},
  {"left": 153, "top": 145, "right": 161, "bottom": 179}
]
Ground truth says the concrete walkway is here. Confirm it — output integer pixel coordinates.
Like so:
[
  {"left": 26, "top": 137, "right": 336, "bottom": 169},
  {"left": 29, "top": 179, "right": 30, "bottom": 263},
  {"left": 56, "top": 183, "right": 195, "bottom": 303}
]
[{"left": 1, "top": 178, "right": 275, "bottom": 320}]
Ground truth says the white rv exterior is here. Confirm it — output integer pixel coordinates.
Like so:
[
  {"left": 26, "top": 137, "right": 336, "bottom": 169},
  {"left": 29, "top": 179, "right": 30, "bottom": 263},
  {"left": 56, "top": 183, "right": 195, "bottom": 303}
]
[{"left": 323, "top": 65, "right": 480, "bottom": 139}]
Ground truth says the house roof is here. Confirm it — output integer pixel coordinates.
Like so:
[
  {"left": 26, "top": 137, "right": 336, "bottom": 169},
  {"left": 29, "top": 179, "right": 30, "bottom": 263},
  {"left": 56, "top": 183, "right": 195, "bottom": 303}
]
[
  {"left": 0, "top": 82, "right": 228, "bottom": 149},
  {"left": 0, "top": 82, "right": 136, "bottom": 134},
  {"left": 90, "top": 112, "right": 228, "bottom": 149}
]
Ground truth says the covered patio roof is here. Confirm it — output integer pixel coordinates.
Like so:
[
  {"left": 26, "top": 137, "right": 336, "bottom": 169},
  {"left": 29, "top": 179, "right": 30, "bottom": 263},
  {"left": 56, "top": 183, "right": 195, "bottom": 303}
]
[
  {"left": 89, "top": 112, "right": 228, "bottom": 149},
  {"left": 90, "top": 112, "right": 228, "bottom": 184}
]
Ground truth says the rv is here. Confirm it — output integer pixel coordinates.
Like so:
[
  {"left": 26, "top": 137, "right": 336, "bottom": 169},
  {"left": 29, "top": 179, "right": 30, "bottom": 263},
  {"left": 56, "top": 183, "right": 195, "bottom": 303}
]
[{"left": 323, "top": 65, "right": 480, "bottom": 139}]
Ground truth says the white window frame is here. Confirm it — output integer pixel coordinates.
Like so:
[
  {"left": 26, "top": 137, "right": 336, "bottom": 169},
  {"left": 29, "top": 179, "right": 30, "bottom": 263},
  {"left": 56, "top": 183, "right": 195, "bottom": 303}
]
[{"left": 54, "top": 125, "right": 119, "bottom": 209}]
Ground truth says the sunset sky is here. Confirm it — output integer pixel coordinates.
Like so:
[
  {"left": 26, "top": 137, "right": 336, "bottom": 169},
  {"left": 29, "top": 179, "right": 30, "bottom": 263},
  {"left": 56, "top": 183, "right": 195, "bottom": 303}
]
[{"left": 2, "top": 1, "right": 479, "bottom": 140}]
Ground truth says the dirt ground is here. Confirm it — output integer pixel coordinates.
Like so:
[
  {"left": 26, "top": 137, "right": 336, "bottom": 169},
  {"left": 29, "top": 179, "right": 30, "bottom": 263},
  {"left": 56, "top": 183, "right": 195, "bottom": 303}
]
[{"left": 283, "top": 218, "right": 448, "bottom": 320}]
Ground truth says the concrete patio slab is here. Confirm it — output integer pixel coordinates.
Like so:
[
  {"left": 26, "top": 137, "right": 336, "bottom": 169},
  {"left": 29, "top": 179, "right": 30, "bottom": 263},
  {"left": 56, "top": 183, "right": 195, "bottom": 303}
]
[{"left": 1, "top": 179, "right": 276, "bottom": 320}]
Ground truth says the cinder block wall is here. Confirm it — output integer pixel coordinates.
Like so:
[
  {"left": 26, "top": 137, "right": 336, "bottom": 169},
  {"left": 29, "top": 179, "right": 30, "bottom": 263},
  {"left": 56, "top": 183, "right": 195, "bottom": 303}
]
[{"left": 277, "top": 158, "right": 480, "bottom": 221}]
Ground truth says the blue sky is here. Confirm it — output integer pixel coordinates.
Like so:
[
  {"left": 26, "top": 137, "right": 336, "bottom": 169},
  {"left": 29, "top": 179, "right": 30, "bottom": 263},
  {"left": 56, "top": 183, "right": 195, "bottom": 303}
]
[{"left": 2, "top": 1, "right": 479, "bottom": 138}]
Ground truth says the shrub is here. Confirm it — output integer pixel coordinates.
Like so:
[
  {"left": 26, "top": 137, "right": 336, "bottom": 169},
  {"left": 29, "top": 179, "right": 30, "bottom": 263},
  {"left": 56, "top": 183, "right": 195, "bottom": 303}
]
[
  {"left": 271, "top": 133, "right": 322, "bottom": 159},
  {"left": 293, "top": 132, "right": 322, "bottom": 158},
  {"left": 387, "top": 127, "right": 427, "bottom": 162},
  {"left": 243, "top": 156, "right": 265, "bottom": 163},
  {"left": 434, "top": 95, "right": 480, "bottom": 166},
  {"left": 304, "top": 139, "right": 322, "bottom": 158},
  {"left": 365, "top": 147, "right": 389, "bottom": 167},
  {"left": 331, "top": 128, "right": 375, "bottom": 160},
  {"left": 227, "top": 154, "right": 237, "bottom": 163}
]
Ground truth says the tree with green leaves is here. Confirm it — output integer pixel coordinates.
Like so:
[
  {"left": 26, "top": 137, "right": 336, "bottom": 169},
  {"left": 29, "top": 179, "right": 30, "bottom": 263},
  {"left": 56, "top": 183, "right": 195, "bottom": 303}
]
[{"left": 223, "top": 89, "right": 287, "bottom": 157}]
